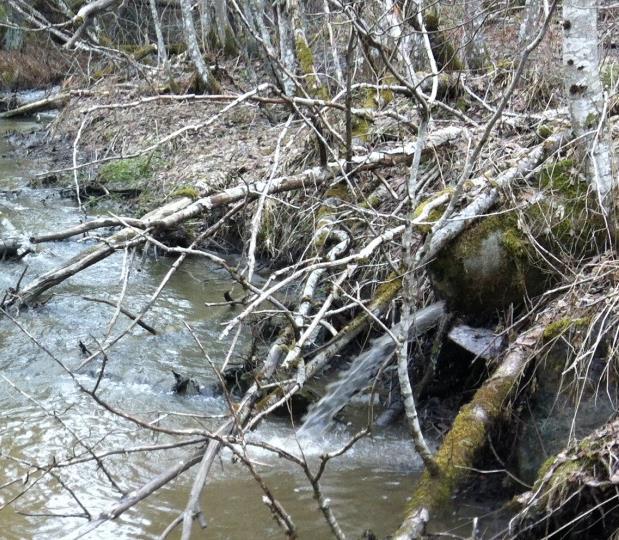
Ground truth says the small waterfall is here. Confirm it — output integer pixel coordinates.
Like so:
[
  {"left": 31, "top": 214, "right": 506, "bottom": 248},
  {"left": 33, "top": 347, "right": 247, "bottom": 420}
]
[{"left": 300, "top": 301, "right": 446, "bottom": 434}]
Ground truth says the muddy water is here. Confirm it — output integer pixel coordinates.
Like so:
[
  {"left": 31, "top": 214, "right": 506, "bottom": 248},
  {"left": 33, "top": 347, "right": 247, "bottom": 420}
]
[
  {"left": 0, "top": 120, "right": 422, "bottom": 539},
  {"left": 0, "top": 121, "right": 498, "bottom": 539}
]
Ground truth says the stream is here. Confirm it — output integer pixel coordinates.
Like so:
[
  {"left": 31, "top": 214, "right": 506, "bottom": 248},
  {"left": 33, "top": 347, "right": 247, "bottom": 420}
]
[{"left": 0, "top": 120, "right": 501, "bottom": 539}]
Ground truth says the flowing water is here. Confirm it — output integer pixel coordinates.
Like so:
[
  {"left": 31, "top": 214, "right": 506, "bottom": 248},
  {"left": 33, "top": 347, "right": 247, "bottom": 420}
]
[
  {"left": 301, "top": 302, "right": 445, "bottom": 435},
  {"left": 0, "top": 120, "right": 502, "bottom": 539}
]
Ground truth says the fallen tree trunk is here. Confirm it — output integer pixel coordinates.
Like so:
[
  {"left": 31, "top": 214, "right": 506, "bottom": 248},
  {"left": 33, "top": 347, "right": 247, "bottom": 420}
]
[
  {"left": 393, "top": 313, "right": 554, "bottom": 539},
  {"left": 6, "top": 197, "right": 193, "bottom": 307},
  {"left": 19, "top": 126, "right": 463, "bottom": 307},
  {"left": 0, "top": 93, "right": 70, "bottom": 119}
]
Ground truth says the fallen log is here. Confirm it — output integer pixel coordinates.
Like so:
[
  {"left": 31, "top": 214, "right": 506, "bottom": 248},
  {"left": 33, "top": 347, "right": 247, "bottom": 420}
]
[
  {"left": 16, "top": 126, "right": 463, "bottom": 307},
  {"left": 6, "top": 197, "right": 193, "bottom": 307},
  {"left": 31, "top": 126, "right": 463, "bottom": 244},
  {"left": 393, "top": 311, "right": 555, "bottom": 539},
  {"left": 0, "top": 93, "right": 70, "bottom": 119}
]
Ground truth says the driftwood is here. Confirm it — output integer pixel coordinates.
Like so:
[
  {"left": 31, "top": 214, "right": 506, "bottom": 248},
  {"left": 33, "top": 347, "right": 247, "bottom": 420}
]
[
  {"left": 0, "top": 93, "right": 70, "bottom": 119},
  {"left": 448, "top": 324, "right": 506, "bottom": 360}
]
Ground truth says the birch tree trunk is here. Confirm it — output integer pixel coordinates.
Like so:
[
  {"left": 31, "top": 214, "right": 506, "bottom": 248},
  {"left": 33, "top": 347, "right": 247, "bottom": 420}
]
[
  {"left": 276, "top": 3, "right": 297, "bottom": 96},
  {"left": 563, "top": 0, "right": 615, "bottom": 214},
  {"left": 148, "top": 0, "right": 168, "bottom": 67},
  {"left": 464, "top": 0, "right": 489, "bottom": 70},
  {"left": 286, "top": 0, "right": 323, "bottom": 96},
  {"left": 199, "top": 0, "right": 211, "bottom": 49},
  {"left": 518, "top": 0, "right": 541, "bottom": 44},
  {"left": 180, "top": 0, "right": 219, "bottom": 93}
]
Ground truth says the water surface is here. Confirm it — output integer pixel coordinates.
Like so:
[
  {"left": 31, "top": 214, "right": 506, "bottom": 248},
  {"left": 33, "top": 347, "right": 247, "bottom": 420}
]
[{"left": 0, "top": 120, "right": 439, "bottom": 539}]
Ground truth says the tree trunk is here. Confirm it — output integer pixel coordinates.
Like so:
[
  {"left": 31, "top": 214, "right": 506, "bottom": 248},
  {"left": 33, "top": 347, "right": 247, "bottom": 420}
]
[
  {"left": 563, "top": 0, "right": 615, "bottom": 213},
  {"left": 179, "top": 0, "right": 219, "bottom": 93},
  {"left": 464, "top": 0, "right": 489, "bottom": 70},
  {"left": 148, "top": 0, "right": 168, "bottom": 66}
]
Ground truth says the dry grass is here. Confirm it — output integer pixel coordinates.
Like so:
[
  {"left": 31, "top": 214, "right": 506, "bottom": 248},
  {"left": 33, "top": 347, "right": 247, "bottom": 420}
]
[{"left": 0, "top": 43, "right": 69, "bottom": 90}]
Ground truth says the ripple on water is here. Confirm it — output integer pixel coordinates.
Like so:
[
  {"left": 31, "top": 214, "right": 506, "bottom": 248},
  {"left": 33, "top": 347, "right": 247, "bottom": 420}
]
[{"left": 0, "top": 119, "right": 430, "bottom": 539}]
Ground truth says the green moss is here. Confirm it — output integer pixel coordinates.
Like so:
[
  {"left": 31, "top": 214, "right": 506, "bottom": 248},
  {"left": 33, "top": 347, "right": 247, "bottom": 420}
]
[
  {"left": 423, "top": 12, "right": 464, "bottom": 72},
  {"left": 172, "top": 186, "right": 200, "bottom": 200},
  {"left": 539, "top": 159, "right": 578, "bottom": 196},
  {"left": 530, "top": 459, "right": 583, "bottom": 507},
  {"left": 536, "top": 455, "right": 557, "bottom": 481},
  {"left": 501, "top": 228, "right": 528, "bottom": 258},
  {"left": 120, "top": 43, "right": 157, "bottom": 61},
  {"left": 542, "top": 317, "right": 590, "bottom": 341},
  {"left": 536, "top": 125, "right": 553, "bottom": 139},
  {"left": 0, "top": 2, "right": 7, "bottom": 38},
  {"left": 585, "top": 112, "right": 599, "bottom": 129},
  {"left": 407, "top": 374, "right": 515, "bottom": 512},
  {"left": 325, "top": 181, "right": 351, "bottom": 201},
  {"left": 98, "top": 156, "right": 153, "bottom": 186},
  {"left": 295, "top": 36, "right": 315, "bottom": 78},
  {"left": 352, "top": 88, "right": 378, "bottom": 140},
  {"left": 412, "top": 190, "right": 453, "bottom": 233},
  {"left": 166, "top": 43, "right": 187, "bottom": 56},
  {"left": 295, "top": 36, "right": 329, "bottom": 100},
  {"left": 601, "top": 62, "right": 619, "bottom": 90},
  {"left": 533, "top": 158, "right": 606, "bottom": 257},
  {"left": 430, "top": 214, "right": 541, "bottom": 316}
]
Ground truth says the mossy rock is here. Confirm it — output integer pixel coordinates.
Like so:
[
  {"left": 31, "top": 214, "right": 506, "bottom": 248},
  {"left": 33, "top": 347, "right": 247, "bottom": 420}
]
[
  {"left": 530, "top": 158, "right": 608, "bottom": 260},
  {"left": 431, "top": 158, "right": 608, "bottom": 318},
  {"left": 429, "top": 214, "right": 543, "bottom": 317}
]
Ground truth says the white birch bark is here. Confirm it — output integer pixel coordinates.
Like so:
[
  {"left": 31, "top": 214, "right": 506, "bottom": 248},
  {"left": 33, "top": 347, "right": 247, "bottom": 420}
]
[
  {"left": 148, "top": 0, "right": 168, "bottom": 66},
  {"left": 518, "top": 0, "right": 541, "bottom": 44},
  {"left": 276, "top": 3, "right": 296, "bottom": 96},
  {"left": 323, "top": 0, "right": 344, "bottom": 87},
  {"left": 464, "top": 0, "right": 489, "bottom": 70},
  {"left": 180, "top": 0, "right": 216, "bottom": 92},
  {"left": 563, "top": 0, "right": 615, "bottom": 212}
]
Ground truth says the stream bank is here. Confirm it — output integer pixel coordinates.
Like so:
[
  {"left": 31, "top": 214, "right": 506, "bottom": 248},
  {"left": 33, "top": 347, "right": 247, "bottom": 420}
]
[
  {"left": 1, "top": 8, "right": 617, "bottom": 535},
  {"left": 0, "top": 118, "right": 442, "bottom": 539}
]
